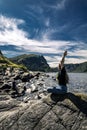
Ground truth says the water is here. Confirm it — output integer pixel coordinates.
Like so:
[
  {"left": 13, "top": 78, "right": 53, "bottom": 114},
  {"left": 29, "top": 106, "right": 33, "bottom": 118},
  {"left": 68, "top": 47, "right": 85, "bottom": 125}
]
[
  {"left": 68, "top": 73, "right": 87, "bottom": 93},
  {"left": 46, "top": 73, "right": 87, "bottom": 93}
]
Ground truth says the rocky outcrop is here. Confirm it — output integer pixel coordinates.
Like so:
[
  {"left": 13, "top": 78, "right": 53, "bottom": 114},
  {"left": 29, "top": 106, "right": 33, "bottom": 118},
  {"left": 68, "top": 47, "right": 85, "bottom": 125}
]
[
  {"left": 0, "top": 67, "right": 87, "bottom": 130},
  {"left": 0, "top": 67, "right": 40, "bottom": 98},
  {"left": 0, "top": 50, "right": 3, "bottom": 56},
  {"left": 0, "top": 93, "right": 87, "bottom": 130}
]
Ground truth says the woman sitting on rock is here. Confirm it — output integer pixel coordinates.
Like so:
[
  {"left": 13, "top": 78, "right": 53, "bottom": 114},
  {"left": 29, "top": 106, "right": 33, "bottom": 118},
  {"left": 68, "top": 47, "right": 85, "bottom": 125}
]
[
  {"left": 48, "top": 51, "right": 69, "bottom": 94},
  {"left": 57, "top": 50, "right": 69, "bottom": 93}
]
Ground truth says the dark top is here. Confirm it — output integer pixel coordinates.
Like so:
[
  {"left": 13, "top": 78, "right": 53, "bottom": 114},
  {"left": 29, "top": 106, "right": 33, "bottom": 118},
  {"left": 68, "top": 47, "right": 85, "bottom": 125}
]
[{"left": 58, "top": 66, "right": 67, "bottom": 86}]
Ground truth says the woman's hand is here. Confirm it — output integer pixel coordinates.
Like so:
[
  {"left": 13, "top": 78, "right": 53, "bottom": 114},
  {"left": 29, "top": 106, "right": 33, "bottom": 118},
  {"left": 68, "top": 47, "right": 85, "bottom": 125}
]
[{"left": 64, "top": 51, "right": 67, "bottom": 57}]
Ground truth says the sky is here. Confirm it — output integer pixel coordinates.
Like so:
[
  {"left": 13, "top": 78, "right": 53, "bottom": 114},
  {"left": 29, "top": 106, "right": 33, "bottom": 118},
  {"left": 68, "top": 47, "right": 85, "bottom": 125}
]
[{"left": 0, "top": 0, "right": 87, "bottom": 67}]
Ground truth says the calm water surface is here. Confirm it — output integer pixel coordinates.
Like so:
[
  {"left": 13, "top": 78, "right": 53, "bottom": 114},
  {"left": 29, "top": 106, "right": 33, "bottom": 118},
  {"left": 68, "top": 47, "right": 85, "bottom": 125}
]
[{"left": 47, "top": 73, "right": 87, "bottom": 93}]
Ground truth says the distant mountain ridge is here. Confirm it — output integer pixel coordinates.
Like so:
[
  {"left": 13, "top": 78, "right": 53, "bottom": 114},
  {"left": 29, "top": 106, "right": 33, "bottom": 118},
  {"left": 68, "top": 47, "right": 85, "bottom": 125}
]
[
  {"left": 10, "top": 54, "right": 50, "bottom": 72},
  {"left": 72, "top": 62, "right": 87, "bottom": 72},
  {"left": 50, "top": 62, "right": 87, "bottom": 72}
]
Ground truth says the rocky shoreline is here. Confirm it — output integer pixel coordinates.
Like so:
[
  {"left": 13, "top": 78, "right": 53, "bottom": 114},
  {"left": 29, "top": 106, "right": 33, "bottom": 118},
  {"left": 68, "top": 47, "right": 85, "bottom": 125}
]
[
  {"left": 0, "top": 67, "right": 52, "bottom": 101},
  {"left": 0, "top": 67, "right": 87, "bottom": 130}
]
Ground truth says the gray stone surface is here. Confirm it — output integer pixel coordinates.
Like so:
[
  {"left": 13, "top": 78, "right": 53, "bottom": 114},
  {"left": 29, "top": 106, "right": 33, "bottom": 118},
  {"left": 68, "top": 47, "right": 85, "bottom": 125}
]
[
  {"left": 0, "top": 93, "right": 87, "bottom": 130},
  {"left": 0, "top": 68, "right": 87, "bottom": 130}
]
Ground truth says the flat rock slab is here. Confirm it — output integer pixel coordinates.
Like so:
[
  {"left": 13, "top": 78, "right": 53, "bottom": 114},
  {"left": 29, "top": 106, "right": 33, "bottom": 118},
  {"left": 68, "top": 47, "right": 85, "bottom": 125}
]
[{"left": 0, "top": 93, "right": 87, "bottom": 130}]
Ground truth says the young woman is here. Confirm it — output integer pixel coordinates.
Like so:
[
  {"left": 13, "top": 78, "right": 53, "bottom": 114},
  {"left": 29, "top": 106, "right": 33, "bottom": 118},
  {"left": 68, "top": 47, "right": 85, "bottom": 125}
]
[
  {"left": 47, "top": 51, "right": 69, "bottom": 94},
  {"left": 57, "top": 50, "right": 69, "bottom": 93}
]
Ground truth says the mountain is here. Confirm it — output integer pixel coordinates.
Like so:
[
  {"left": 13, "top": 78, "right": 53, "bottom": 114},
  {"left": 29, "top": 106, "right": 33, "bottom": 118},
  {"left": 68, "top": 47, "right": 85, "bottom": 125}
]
[
  {"left": 65, "top": 62, "right": 87, "bottom": 72},
  {"left": 73, "top": 62, "right": 87, "bottom": 72},
  {"left": 0, "top": 50, "right": 3, "bottom": 56},
  {"left": 10, "top": 54, "right": 50, "bottom": 72},
  {"left": 1, "top": 49, "right": 87, "bottom": 72},
  {"left": 50, "top": 62, "right": 87, "bottom": 73},
  {"left": 0, "top": 50, "right": 27, "bottom": 71}
]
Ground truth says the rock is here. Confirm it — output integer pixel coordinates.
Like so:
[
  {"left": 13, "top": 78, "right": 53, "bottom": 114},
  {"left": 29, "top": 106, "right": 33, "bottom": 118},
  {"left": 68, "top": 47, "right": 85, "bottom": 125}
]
[
  {"left": 0, "top": 95, "right": 11, "bottom": 101},
  {"left": 0, "top": 68, "right": 37, "bottom": 97},
  {"left": 11, "top": 82, "right": 26, "bottom": 97},
  {"left": 52, "top": 76, "right": 56, "bottom": 81},
  {"left": 12, "top": 81, "right": 19, "bottom": 94},
  {"left": 20, "top": 73, "right": 33, "bottom": 82},
  {"left": 38, "top": 93, "right": 46, "bottom": 99},
  {"left": 14, "top": 74, "right": 21, "bottom": 80},
  {"left": 0, "top": 95, "right": 21, "bottom": 112},
  {"left": 0, "top": 81, "right": 4, "bottom": 86},
  {"left": 37, "top": 95, "right": 42, "bottom": 99},
  {"left": 46, "top": 74, "right": 50, "bottom": 77},
  {"left": 23, "top": 96, "right": 31, "bottom": 102},
  {"left": 0, "top": 93, "right": 87, "bottom": 130},
  {"left": 0, "top": 67, "right": 87, "bottom": 130},
  {"left": 0, "top": 50, "right": 3, "bottom": 56},
  {"left": 5, "top": 68, "right": 12, "bottom": 76},
  {"left": 26, "top": 88, "right": 31, "bottom": 94},
  {"left": 0, "top": 83, "right": 11, "bottom": 90},
  {"left": 37, "top": 82, "right": 43, "bottom": 86},
  {"left": 31, "top": 84, "right": 38, "bottom": 93},
  {"left": 34, "top": 72, "right": 40, "bottom": 79}
]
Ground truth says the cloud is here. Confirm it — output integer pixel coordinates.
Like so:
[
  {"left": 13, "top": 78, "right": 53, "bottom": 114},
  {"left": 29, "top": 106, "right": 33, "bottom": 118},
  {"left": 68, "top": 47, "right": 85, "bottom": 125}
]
[
  {"left": 68, "top": 49, "right": 87, "bottom": 58},
  {"left": 0, "top": 15, "right": 28, "bottom": 45},
  {"left": 0, "top": 15, "right": 87, "bottom": 67},
  {"left": 0, "top": 15, "right": 69, "bottom": 52},
  {"left": 45, "top": 49, "right": 87, "bottom": 67},
  {"left": 45, "top": 18, "right": 50, "bottom": 27},
  {"left": 56, "top": 0, "right": 66, "bottom": 10},
  {"left": 2, "top": 50, "right": 25, "bottom": 57},
  {"left": 0, "top": 15, "right": 24, "bottom": 28},
  {"left": 43, "top": 0, "right": 66, "bottom": 10}
]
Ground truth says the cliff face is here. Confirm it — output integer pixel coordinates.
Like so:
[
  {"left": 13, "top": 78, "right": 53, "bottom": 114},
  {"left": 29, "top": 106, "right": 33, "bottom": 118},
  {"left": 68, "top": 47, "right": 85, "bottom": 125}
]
[
  {"left": 0, "top": 50, "right": 3, "bottom": 56},
  {"left": 10, "top": 54, "right": 50, "bottom": 72},
  {"left": 0, "top": 93, "right": 87, "bottom": 130}
]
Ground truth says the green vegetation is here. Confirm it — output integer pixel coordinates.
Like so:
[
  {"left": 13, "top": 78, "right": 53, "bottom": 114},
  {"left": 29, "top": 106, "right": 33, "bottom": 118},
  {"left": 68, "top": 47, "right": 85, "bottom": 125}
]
[{"left": 0, "top": 51, "right": 27, "bottom": 71}]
